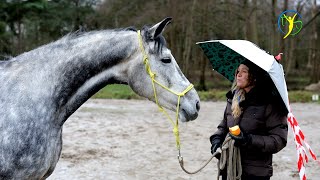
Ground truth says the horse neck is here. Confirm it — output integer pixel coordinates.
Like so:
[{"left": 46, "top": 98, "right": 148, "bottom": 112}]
[{"left": 47, "top": 30, "right": 138, "bottom": 123}]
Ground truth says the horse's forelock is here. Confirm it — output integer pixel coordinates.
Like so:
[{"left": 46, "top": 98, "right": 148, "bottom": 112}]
[
  {"left": 142, "top": 25, "right": 166, "bottom": 54},
  {"left": 154, "top": 35, "right": 166, "bottom": 54}
]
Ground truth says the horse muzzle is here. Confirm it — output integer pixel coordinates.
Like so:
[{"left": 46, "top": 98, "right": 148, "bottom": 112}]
[{"left": 179, "top": 91, "right": 200, "bottom": 122}]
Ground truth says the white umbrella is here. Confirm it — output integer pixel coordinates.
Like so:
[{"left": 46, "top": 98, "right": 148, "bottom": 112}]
[{"left": 197, "top": 40, "right": 290, "bottom": 112}]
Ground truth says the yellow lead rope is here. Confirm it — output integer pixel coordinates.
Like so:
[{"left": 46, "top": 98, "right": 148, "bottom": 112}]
[{"left": 137, "top": 30, "right": 194, "bottom": 151}]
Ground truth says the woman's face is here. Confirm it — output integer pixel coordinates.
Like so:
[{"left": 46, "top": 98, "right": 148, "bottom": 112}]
[{"left": 236, "top": 64, "right": 251, "bottom": 90}]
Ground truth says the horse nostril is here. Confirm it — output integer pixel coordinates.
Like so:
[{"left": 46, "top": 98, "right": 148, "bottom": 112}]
[{"left": 196, "top": 101, "right": 200, "bottom": 111}]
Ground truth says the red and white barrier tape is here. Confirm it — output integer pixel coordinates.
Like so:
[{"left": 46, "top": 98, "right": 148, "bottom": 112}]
[{"left": 287, "top": 112, "right": 319, "bottom": 180}]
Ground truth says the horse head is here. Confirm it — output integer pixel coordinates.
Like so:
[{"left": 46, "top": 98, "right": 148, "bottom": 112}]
[{"left": 128, "top": 18, "right": 200, "bottom": 122}]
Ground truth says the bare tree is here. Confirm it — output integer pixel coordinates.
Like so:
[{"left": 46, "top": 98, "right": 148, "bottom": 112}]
[
  {"left": 270, "top": 0, "right": 278, "bottom": 53},
  {"left": 309, "top": 0, "right": 319, "bottom": 82},
  {"left": 182, "top": 0, "right": 197, "bottom": 77},
  {"left": 246, "top": 0, "right": 259, "bottom": 44}
]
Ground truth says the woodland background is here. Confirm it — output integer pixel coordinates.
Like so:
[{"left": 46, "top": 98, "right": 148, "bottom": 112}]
[{"left": 0, "top": 0, "right": 319, "bottom": 93}]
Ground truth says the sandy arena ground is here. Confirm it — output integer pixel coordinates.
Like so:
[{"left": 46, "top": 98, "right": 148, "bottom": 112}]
[{"left": 48, "top": 99, "right": 320, "bottom": 180}]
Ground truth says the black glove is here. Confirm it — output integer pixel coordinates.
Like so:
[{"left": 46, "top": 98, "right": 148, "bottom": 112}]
[
  {"left": 210, "top": 135, "right": 222, "bottom": 155},
  {"left": 229, "top": 132, "right": 252, "bottom": 147}
]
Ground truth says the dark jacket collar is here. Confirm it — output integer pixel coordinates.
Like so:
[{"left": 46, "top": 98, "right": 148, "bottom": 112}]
[
  {"left": 226, "top": 87, "right": 270, "bottom": 107},
  {"left": 226, "top": 87, "right": 288, "bottom": 115}
]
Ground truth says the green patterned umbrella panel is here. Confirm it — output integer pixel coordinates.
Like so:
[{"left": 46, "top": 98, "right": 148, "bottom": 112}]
[{"left": 198, "top": 41, "right": 246, "bottom": 82}]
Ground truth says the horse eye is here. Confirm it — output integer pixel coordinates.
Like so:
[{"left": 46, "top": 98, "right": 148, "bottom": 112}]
[{"left": 161, "top": 58, "right": 171, "bottom": 64}]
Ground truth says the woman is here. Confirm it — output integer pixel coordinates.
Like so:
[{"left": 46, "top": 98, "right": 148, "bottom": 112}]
[{"left": 210, "top": 61, "right": 288, "bottom": 180}]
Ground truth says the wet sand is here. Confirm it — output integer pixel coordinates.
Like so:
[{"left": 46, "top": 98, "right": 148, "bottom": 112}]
[{"left": 48, "top": 99, "right": 320, "bottom": 180}]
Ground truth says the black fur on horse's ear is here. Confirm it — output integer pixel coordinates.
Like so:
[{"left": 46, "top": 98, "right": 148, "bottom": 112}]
[{"left": 148, "top": 17, "right": 172, "bottom": 39}]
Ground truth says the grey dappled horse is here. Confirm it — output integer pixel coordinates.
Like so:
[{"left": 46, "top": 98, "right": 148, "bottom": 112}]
[{"left": 0, "top": 17, "right": 200, "bottom": 179}]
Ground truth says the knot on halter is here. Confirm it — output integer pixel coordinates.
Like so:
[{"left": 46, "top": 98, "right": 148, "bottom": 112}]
[
  {"left": 149, "top": 72, "right": 156, "bottom": 79},
  {"left": 173, "top": 126, "right": 181, "bottom": 148},
  {"left": 173, "top": 126, "right": 179, "bottom": 136},
  {"left": 178, "top": 84, "right": 194, "bottom": 97},
  {"left": 157, "top": 106, "right": 164, "bottom": 112},
  {"left": 143, "top": 55, "right": 148, "bottom": 64}
]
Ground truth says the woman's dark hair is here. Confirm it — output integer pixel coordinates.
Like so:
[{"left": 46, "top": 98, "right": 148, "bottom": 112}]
[
  {"left": 241, "top": 60, "right": 288, "bottom": 115},
  {"left": 241, "top": 60, "right": 272, "bottom": 90}
]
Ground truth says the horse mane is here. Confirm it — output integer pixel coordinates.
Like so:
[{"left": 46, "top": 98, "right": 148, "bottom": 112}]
[
  {"left": 63, "top": 26, "right": 137, "bottom": 41},
  {"left": 60, "top": 25, "right": 165, "bottom": 53},
  {"left": 0, "top": 55, "right": 13, "bottom": 61},
  {"left": 0, "top": 25, "right": 165, "bottom": 62}
]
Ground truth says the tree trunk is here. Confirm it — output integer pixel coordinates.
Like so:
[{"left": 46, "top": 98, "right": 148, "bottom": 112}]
[
  {"left": 243, "top": 0, "right": 249, "bottom": 40},
  {"left": 271, "top": 0, "right": 278, "bottom": 54},
  {"left": 278, "top": 0, "right": 288, "bottom": 75},
  {"left": 182, "top": 0, "right": 197, "bottom": 77},
  {"left": 310, "top": 0, "right": 319, "bottom": 82},
  {"left": 286, "top": 0, "right": 306, "bottom": 74},
  {"left": 250, "top": 0, "right": 259, "bottom": 44},
  {"left": 199, "top": 55, "right": 207, "bottom": 91},
  {"left": 279, "top": 0, "right": 288, "bottom": 55},
  {"left": 197, "top": 1, "right": 209, "bottom": 91},
  {"left": 285, "top": 38, "right": 294, "bottom": 74},
  {"left": 17, "top": 20, "right": 22, "bottom": 54}
]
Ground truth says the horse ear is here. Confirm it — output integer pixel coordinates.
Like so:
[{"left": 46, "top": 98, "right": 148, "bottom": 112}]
[{"left": 148, "top": 17, "right": 172, "bottom": 39}]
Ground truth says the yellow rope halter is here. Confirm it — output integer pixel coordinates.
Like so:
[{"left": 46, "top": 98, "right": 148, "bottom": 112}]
[{"left": 137, "top": 30, "right": 194, "bottom": 151}]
